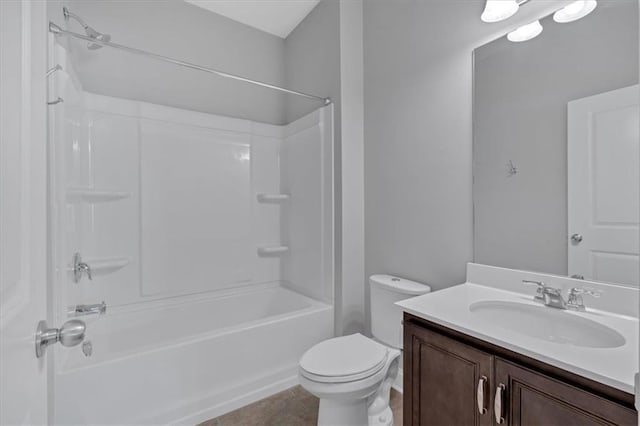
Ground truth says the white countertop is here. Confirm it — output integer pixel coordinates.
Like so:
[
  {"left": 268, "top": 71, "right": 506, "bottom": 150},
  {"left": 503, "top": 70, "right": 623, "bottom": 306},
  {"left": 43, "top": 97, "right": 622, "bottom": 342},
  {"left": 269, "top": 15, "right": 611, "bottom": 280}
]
[{"left": 397, "top": 282, "right": 639, "bottom": 394}]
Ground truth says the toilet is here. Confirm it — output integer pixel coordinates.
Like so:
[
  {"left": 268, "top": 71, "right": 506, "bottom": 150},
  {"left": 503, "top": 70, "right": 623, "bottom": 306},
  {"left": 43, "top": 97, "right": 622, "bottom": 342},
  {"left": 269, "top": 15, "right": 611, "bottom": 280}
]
[{"left": 298, "top": 275, "right": 431, "bottom": 426}]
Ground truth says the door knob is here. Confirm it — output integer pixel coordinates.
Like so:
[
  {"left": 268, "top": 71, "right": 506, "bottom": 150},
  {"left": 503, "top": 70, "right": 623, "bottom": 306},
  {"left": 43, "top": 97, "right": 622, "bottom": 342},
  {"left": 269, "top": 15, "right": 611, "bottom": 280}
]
[
  {"left": 570, "top": 233, "right": 583, "bottom": 244},
  {"left": 35, "top": 319, "right": 86, "bottom": 358}
]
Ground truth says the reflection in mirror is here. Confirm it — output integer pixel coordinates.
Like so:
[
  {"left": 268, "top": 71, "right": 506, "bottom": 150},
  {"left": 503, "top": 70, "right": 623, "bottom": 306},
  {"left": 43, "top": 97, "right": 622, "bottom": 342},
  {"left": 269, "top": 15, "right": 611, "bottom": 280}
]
[{"left": 473, "top": 0, "right": 639, "bottom": 287}]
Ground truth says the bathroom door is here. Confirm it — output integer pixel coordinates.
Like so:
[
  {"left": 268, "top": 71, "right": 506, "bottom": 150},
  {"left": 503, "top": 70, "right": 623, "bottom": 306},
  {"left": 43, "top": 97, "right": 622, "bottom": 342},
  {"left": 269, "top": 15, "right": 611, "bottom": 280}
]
[
  {"left": 568, "top": 85, "right": 640, "bottom": 286},
  {"left": 0, "top": 1, "right": 50, "bottom": 424}
]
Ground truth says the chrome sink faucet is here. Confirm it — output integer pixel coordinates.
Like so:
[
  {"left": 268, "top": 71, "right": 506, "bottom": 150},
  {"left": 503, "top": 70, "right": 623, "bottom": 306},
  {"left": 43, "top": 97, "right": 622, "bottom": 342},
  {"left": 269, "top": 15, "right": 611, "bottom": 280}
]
[
  {"left": 523, "top": 280, "right": 567, "bottom": 309},
  {"left": 522, "top": 280, "right": 602, "bottom": 311}
]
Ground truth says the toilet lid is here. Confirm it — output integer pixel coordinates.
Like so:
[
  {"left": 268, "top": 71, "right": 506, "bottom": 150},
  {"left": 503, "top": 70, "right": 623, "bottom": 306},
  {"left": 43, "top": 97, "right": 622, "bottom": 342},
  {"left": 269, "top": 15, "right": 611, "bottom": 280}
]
[{"left": 299, "top": 334, "right": 388, "bottom": 383}]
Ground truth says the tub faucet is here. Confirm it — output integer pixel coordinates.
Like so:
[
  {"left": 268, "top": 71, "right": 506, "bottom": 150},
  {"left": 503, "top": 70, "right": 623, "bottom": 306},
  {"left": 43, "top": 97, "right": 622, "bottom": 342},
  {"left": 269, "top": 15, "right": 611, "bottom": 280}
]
[{"left": 71, "top": 301, "right": 106, "bottom": 317}]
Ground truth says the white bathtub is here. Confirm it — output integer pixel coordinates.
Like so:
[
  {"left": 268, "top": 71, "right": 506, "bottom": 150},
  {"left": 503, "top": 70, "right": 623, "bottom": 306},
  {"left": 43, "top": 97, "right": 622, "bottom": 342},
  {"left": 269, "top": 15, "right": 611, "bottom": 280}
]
[{"left": 53, "top": 284, "right": 333, "bottom": 425}]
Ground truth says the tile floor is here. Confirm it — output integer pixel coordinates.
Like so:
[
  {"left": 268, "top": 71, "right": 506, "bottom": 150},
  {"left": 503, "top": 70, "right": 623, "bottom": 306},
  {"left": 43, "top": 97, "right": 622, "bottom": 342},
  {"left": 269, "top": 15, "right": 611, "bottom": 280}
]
[{"left": 200, "top": 385, "right": 403, "bottom": 426}]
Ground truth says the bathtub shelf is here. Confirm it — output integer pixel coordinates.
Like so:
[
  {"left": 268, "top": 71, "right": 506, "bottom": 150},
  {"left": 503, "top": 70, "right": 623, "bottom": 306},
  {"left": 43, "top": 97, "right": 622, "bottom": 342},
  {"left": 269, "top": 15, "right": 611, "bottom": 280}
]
[
  {"left": 256, "top": 194, "right": 290, "bottom": 203},
  {"left": 69, "top": 256, "right": 130, "bottom": 277},
  {"left": 66, "top": 187, "right": 131, "bottom": 204},
  {"left": 257, "top": 246, "right": 289, "bottom": 256}
]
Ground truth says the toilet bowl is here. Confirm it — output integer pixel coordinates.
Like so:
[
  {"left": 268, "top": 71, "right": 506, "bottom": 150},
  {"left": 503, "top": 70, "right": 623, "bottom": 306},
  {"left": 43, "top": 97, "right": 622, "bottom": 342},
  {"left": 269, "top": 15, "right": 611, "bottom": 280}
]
[
  {"left": 299, "top": 333, "right": 400, "bottom": 426},
  {"left": 298, "top": 275, "right": 431, "bottom": 426}
]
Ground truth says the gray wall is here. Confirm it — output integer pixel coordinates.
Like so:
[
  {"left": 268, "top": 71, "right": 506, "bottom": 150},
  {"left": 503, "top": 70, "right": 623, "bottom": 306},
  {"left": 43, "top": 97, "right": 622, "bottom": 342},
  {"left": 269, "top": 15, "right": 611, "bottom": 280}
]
[
  {"left": 363, "top": 1, "right": 481, "bottom": 298},
  {"left": 362, "top": 0, "right": 575, "bottom": 332},
  {"left": 474, "top": 1, "right": 639, "bottom": 276},
  {"left": 51, "top": 0, "right": 287, "bottom": 124},
  {"left": 284, "top": 0, "right": 341, "bottom": 125}
]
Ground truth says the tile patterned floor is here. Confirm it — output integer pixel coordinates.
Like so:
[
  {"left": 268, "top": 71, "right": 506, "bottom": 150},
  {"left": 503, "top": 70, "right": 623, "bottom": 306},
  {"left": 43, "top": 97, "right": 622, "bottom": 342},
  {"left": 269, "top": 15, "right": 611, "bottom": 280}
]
[{"left": 199, "top": 385, "right": 403, "bottom": 426}]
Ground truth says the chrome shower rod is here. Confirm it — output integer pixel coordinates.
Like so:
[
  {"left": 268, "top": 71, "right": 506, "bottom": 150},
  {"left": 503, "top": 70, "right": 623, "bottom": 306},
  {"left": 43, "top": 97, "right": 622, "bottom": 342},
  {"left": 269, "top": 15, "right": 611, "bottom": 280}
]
[{"left": 48, "top": 22, "right": 331, "bottom": 105}]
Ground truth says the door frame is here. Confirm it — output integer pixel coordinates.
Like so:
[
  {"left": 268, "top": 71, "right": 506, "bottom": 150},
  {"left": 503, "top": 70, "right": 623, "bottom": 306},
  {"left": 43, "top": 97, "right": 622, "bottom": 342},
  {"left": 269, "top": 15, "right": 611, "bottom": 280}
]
[{"left": 0, "top": 0, "right": 50, "bottom": 424}]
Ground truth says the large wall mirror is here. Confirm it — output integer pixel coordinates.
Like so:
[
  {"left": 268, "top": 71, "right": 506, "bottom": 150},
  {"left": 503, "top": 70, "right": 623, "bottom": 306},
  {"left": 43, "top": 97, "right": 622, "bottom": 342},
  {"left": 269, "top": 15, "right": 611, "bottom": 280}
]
[{"left": 473, "top": 0, "right": 639, "bottom": 286}]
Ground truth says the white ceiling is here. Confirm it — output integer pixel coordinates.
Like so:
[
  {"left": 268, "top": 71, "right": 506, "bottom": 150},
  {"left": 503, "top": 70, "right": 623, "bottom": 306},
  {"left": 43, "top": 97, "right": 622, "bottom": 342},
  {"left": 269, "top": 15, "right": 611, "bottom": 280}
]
[{"left": 184, "top": 0, "right": 320, "bottom": 38}]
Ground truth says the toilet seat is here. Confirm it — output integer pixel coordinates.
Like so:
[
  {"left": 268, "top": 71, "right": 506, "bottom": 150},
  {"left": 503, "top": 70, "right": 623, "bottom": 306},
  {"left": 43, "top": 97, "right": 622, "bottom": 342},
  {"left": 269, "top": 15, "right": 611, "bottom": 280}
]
[{"left": 299, "top": 334, "right": 389, "bottom": 384}]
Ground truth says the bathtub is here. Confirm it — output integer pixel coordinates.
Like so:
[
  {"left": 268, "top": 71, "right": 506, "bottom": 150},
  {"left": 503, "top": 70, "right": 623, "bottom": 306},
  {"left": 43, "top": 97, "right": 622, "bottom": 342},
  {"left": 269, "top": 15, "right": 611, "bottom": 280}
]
[{"left": 53, "top": 283, "right": 333, "bottom": 425}]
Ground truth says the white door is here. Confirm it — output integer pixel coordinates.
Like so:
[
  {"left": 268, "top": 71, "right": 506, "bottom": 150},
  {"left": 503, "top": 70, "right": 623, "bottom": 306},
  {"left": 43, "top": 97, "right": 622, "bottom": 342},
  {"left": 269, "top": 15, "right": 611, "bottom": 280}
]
[
  {"left": 0, "top": 1, "right": 50, "bottom": 424},
  {"left": 568, "top": 85, "right": 639, "bottom": 286}
]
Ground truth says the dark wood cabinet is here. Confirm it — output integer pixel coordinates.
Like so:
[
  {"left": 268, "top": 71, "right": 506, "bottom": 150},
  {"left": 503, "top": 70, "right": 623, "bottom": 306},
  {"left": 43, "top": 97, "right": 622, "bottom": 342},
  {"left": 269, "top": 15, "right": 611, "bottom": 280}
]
[
  {"left": 495, "top": 358, "right": 637, "bottom": 426},
  {"left": 405, "top": 321, "right": 494, "bottom": 426},
  {"left": 404, "top": 313, "right": 637, "bottom": 426}
]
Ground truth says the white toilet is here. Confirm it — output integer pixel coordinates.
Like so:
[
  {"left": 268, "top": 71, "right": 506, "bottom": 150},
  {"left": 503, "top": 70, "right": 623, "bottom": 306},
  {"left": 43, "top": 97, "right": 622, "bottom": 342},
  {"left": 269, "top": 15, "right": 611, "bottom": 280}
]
[{"left": 298, "top": 275, "right": 431, "bottom": 426}]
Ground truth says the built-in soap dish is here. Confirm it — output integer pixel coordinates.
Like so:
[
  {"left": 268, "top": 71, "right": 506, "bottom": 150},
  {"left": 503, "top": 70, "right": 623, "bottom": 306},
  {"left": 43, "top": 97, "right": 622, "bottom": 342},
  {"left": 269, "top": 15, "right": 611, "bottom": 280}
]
[
  {"left": 257, "top": 246, "right": 289, "bottom": 256},
  {"left": 256, "top": 194, "right": 290, "bottom": 203},
  {"left": 66, "top": 188, "right": 130, "bottom": 203}
]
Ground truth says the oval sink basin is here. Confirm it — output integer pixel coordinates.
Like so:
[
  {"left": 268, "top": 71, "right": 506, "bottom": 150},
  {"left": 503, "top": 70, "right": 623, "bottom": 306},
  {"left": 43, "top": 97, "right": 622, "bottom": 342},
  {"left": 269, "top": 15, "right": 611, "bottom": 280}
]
[{"left": 469, "top": 301, "right": 625, "bottom": 348}]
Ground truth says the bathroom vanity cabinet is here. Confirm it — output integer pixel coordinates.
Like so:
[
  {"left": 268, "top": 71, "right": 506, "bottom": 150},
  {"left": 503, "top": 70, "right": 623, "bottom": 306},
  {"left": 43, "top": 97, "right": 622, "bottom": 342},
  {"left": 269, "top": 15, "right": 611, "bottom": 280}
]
[{"left": 403, "top": 313, "right": 638, "bottom": 426}]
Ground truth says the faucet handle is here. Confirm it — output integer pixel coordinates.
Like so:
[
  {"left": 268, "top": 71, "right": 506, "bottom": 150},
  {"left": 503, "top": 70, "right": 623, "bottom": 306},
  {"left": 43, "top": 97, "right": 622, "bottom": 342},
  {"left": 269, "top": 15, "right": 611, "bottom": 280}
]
[
  {"left": 72, "top": 252, "right": 92, "bottom": 283},
  {"left": 522, "top": 280, "right": 546, "bottom": 288},
  {"left": 522, "top": 280, "right": 546, "bottom": 303},
  {"left": 567, "top": 287, "right": 601, "bottom": 311},
  {"left": 569, "top": 287, "right": 602, "bottom": 298}
]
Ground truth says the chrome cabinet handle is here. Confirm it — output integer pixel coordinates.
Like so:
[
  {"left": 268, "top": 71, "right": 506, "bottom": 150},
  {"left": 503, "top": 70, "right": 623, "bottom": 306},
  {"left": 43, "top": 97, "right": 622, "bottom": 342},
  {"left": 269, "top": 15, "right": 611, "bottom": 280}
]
[
  {"left": 476, "top": 375, "right": 488, "bottom": 414},
  {"left": 494, "top": 383, "right": 506, "bottom": 424}
]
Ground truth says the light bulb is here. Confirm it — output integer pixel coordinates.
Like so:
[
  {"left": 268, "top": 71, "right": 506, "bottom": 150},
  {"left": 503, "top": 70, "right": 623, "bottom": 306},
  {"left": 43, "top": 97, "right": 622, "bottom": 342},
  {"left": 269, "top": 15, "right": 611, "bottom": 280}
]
[
  {"left": 481, "top": 0, "right": 519, "bottom": 23},
  {"left": 553, "top": 0, "right": 597, "bottom": 23},
  {"left": 507, "top": 20, "right": 543, "bottom": 42}
]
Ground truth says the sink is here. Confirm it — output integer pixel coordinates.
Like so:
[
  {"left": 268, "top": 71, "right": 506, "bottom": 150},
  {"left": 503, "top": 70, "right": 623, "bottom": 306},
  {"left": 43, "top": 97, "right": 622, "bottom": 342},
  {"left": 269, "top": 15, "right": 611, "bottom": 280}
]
[{"left": 469, "top": 301, "right": 626, "bottom": 348}]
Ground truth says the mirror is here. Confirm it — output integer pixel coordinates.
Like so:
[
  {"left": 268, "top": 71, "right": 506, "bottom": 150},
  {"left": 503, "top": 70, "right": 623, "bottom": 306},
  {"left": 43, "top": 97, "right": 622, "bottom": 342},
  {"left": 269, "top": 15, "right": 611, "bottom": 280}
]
[{"left": 473, "top": 0, "right": 639, "bottom": 286}]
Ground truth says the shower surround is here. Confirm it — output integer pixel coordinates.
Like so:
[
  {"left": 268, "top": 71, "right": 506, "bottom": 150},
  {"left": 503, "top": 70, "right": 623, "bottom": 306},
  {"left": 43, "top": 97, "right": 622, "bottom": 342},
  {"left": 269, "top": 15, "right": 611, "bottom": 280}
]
[{"left": 49, "top": 45, "right": 334, "bottom": 424}]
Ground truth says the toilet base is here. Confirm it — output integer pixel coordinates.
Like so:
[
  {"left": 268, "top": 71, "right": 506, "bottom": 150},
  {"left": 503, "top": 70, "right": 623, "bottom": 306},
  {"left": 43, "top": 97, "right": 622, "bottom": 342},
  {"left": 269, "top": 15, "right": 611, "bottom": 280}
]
[
  {"left": 369, "top": 406, "right": 393, "bottom": 426},
  {"left": 318, "top": 398, "right": 369, "bottom": 426}
]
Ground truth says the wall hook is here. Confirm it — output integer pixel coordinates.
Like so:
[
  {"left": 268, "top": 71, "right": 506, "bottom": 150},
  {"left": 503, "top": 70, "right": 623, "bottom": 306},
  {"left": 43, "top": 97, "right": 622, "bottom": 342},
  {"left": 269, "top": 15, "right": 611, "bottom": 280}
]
[{"left": 507, "top": 160, "right": 517, "bottom": 177}]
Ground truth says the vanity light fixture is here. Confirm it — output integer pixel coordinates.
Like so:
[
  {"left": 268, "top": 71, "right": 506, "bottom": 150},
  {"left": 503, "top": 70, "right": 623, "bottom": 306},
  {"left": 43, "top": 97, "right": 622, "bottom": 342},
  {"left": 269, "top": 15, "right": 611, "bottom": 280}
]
[
  {"left": 481, "top": 0, "right": 520, "bottom": 23},
  {"left": 553, "top": 0, "right": 597, "bottom": 23},
  {"left": 507, "top": 20, "right": 543, "bottom": 42}
]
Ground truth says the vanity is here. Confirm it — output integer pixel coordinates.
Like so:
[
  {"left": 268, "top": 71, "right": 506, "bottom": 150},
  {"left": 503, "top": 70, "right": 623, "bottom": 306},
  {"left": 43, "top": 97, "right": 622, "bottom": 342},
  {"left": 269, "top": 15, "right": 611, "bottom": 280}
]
[{"left": 397, "top": 264, "right": 639, "bottom": 426}]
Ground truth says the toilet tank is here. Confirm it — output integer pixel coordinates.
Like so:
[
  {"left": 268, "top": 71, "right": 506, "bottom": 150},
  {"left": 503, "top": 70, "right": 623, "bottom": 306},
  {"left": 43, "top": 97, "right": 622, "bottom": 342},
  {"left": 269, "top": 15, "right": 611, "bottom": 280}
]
[{"left": 370, "top": 274, "right": 431, "bottom": 349}]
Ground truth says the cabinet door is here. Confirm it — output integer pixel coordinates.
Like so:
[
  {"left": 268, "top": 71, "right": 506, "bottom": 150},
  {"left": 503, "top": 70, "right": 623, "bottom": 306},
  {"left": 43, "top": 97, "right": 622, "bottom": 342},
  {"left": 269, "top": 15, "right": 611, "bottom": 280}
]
[
  {"left": 404, "top": 323, "right": 494, "bottom": 426},
  {"left": 495, "top": 358, "right": 637, "bottom": 426}
]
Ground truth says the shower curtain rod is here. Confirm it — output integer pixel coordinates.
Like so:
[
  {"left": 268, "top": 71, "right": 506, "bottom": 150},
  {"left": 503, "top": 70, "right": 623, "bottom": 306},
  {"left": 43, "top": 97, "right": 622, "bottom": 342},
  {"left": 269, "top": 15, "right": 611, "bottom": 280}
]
[{"left": 48, "top": 22, "right": 331, "bottom": 105}]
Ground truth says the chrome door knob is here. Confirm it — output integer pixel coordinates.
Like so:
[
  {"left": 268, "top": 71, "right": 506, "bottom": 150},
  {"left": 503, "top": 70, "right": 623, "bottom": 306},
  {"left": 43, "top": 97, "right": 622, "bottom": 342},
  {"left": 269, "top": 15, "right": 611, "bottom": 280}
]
[
  {"left": 35, "top": 319, "right": 86, "bottom": 358},
  {"left": 58, "top": 319, "right": 86, "bottom": 347},
  {"left": 570, "top": 233, "right": 583, "bottom": 244}
]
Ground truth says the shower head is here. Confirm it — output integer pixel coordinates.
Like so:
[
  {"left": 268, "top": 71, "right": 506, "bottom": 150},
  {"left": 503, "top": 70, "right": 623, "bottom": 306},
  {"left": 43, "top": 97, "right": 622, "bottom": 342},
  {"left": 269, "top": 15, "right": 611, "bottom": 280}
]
[{"left": 62, "top": 7, "right": 111, "bottom": 50}]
